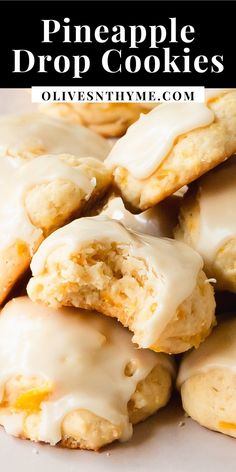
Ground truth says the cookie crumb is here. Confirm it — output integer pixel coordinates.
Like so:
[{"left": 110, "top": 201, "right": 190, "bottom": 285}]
[
  {"left": 178, "top": 421, "right": 185, "bottom": 427},
  {"left": 106, "top": 452, "right": 111, "bottom": 457},
  {"left": 32, "top": 448, "right": 39, "bottom": 455}
]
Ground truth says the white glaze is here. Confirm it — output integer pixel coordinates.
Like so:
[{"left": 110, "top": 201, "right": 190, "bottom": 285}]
[
  {"left": 0, "top": 297, "right": 174, "bottom": 445},
  {"left": 195, "top": 157, "right": 236, "bottom": 272},
  {"left": 0, "top": 413, "right": 24, "bottom": 437},
  {"left": 0, "top": 155, "right": 96, "bottom": 253},
  {"left": 0, "top": 156, "right": 21, "bottom": 187},
  {"left": 177, "top": 318, "right": 236, "bottom": 388},
  {"left": 105, "top": 102, "right": 214, "bottom": 179},
  {"left": 0, "top": 113, "right": 110, "bottom": 161},
  {"left": 101, "top": 196, "right": 178, "bottom": 237},
  {"left": 30, "top": 216, "right": 203, "bottom": 347}
]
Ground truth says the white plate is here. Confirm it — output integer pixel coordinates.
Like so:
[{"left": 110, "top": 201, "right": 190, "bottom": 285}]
[{"left": 0, "top": 91, "right": 236, "bottom": 472}]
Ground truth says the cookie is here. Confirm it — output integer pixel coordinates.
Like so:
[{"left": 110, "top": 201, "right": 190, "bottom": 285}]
[
  {"left": 100, "top": 195, "right": 180, "bottom": 237},
  {"left": 105, "top": 90, "right": 236, "bottom": 209},
  {"left": 175, "top": 156, "right": 236, "bottom": 292},
  {"left": 0, "top": 112, "right": 110, "bottom": 164},
  {"left": 0, "top": 155, "right": 112, "bottom": 304},
  {"left": 39, "top": 103, "right": 156, "bottom": 138},
  {"left": 177, "top": 317, "right": 236, "bottom": 439},
  {"left": 0, "top": 296, "right": 175, "bottom": 449},
  {"left": 27, "top": 216, "right": 216, "bottom": 354}
]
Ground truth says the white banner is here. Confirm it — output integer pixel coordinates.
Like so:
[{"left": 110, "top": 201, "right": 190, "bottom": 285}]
[{"left": 31, "top": 86, "right": 205, "bottom": 103}]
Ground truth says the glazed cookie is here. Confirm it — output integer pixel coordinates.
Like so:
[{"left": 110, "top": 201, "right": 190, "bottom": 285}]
[
  {"left": 0, "top": 296, "right": 175, "bottom": 450},
  {"left": 175, "top": 156, "right": 236, "bottom": 292},
  {"left": 27, "top": 216, "right": 216, "bottom": 354},
  {"left": 39, "top": 103, "right": 156, "bottom": 138},
  {"left": 100, "top": 195, "right": 180, "bottom": 237},
  {"left": 0, "top": 112, "right": 110, "bottom": 164},
  {"left": 177, "top": 317, "right": 236, "bottom": 439},
  {"left": 0, "top": 155, "right": 111, "bottom": 304},
  {"left": 105, "top": 90, "right": 236, "bottom": 209}
]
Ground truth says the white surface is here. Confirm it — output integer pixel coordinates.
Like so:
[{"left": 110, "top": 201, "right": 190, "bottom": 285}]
[
  {"left": 0, "top": 89, "right": 37, "bottom": 115},
  {"left": 1, "top": 398, "right": 236, "bottom": 472},
  {"left": 0, "top": 90, "right": 236, "bottom": 472}
]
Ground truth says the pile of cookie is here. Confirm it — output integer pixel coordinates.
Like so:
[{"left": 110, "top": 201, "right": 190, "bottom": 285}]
[{"left": 0, "top": 90, "right": 235, "bottom": 451}]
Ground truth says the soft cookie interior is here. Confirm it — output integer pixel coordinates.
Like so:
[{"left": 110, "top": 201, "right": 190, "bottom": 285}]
[{"left": 27, "top": 216, "right": 216, "bottom": 354}]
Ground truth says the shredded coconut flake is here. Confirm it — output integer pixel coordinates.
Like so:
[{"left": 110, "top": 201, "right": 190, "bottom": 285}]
[{"left": 204, "top": 278, "right": 217, "bottom": 284}]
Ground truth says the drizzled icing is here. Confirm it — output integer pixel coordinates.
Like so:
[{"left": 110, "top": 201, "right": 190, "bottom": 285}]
[
  {"left": 177, "top": 318, "right": 236, "bottom": 388},
  {"left": 0, "top": 297, "right": 174, "bottom": 445},
  {"left": 29, "top": 216, "right": 203, "bottom": 347},
  {"left": 0, "top": 155, "right": 96, "bottom": 253},
  {"left": 105, "top": 90, "right": 235, "bottom": 180},
  {"left": 105, "top": 102, "right": 214, "bottom": 179},
  {"left": 101, "top": 196, "right": 178, "bottom": 237},
  {"left": 194, "top": 157, "right": 236, "bottom": 272},
  {"left": 0, "top": 113, "right": 110, "bottom": 162}
]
